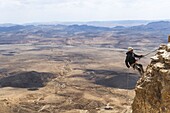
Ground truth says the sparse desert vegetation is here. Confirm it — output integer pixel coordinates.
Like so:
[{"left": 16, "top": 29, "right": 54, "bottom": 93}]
[{"left": 0, "top": 21, "right": 167, "bottom": 113}]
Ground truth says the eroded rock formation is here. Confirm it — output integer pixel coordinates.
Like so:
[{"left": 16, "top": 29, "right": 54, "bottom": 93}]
[{"left": 132, "top": 43, "right": 170, "bottom": 113}]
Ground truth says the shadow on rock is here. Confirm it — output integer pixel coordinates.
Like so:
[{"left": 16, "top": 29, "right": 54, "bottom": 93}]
[{"left": 0, "top": 71, "right": 56, "bottom": 88}]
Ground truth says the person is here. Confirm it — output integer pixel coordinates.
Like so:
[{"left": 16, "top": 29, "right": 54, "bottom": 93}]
[{"left": 125, "top": 47, "right": 144, "bottom": 75}]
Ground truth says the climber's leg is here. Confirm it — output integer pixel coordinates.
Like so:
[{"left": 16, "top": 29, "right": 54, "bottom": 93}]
[
  {"left": 137, "top": 64, "right": 144, "bottom": 74},
  {"left": 134, "top": 64, "right": 144, "bottom": 75}
]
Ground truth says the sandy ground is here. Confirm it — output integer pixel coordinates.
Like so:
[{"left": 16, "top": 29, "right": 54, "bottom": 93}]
[{"left": 0, "top": 43, "right": 154, "bottom": 113}]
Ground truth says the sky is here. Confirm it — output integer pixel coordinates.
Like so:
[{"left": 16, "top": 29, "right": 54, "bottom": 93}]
[{"left": 0, "top": 0, "right": 170, "bottom": 24}]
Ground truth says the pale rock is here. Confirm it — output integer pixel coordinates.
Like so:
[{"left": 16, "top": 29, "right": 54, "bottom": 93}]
[
  {"left": 159, "top": 44, "right": 167, "bottom": 50},
  {"left": 157, "top": 50, "right": 166, "bottom": 55},
  {"left": 159, "top": 69, "right": 168, "bottom": 75},
  {"left": 153, "top": 62, "right": 165, "bottom": 69},
  {"left": 162, "top": 52, "right": 170, "bottom": 64},
  {"left": 150, "top": 55, "right": 159, "bottom": 61}
]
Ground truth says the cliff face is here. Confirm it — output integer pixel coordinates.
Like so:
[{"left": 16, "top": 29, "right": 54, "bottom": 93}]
[{"left": 132, "top": 43, "right": 170, "bottom": 113}]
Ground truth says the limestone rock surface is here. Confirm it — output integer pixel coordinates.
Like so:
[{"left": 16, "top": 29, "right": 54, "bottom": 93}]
[{"left": 132, "top": 44, "right": 170, "bottom": 113}]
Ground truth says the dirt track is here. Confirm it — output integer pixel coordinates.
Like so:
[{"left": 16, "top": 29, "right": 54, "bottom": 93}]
[{"left": 0, "top": 44, "right": 153, "bottom": 113}]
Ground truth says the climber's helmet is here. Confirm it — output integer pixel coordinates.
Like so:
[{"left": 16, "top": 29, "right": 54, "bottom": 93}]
[{"left": 128, "top": 47, "right": 133, "bottom": 51}]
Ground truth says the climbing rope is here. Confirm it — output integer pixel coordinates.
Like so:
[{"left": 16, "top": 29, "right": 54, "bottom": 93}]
[
  {"left": 143, "top": 49, "right": 158, "bottom": 57},
  {"left": 126, "top": 70, "right": 131, "bottom": 111},
  {"left": 126, "top": 72, "right": 130, "bottom": 89}
]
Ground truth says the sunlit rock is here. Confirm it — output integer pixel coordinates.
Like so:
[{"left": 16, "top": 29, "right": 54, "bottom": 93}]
[{"left": 132, "top": 43, "right": 170, "bottom": 113}]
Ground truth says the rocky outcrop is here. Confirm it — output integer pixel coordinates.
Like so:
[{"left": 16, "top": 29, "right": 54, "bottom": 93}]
[{"left": 132, "top": 43, "right": 170, "bottom": 113}]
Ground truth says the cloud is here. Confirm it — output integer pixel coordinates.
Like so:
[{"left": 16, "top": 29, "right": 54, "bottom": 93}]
[
  {"left": 19, "top": 0, "right": 69, "bottom": 5},
  {"left": 0, "top": 0, "right": 170, "bottom": 23}
]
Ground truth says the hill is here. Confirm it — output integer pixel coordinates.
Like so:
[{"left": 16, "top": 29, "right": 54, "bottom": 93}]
[
  {"left": 0, "top": 21, "right": 167, "bottom": 49},
  {"left": 128, "top": 21, "right": 170, "bottom": 31}
]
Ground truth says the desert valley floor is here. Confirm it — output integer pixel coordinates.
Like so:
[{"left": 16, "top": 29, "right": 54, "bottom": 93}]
[{"left": 0, "top": 42, "right": 155, "bottom": 113}]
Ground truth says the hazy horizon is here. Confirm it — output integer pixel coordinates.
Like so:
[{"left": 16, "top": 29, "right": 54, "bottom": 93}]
[{"left": 0, "top": 19, "right": 168, "bottom": 25}]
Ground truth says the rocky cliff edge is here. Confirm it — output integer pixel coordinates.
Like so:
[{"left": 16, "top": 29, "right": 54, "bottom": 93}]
[{"left": 132, "top": 43, "right": 170, "bottom": 113}]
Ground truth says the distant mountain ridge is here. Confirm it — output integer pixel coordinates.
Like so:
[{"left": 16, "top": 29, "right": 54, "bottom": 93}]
[
  {"left": 0, "top": 25, "right": 34, "bottom": 32},
  {"left": 1, "top": 20, "right": 152, "bottom": 28},
  {"left": 0, "top": 20, "right": 169, "bottom": 44},
  {"left": 128, "top": 21, "right": 170, "bottom": 31},
  {"left": 0, "top": 24, "right": 111, "bottom": 33},
  {"left": 66, "top": 24, "right": 111, "bottom": 32},
  {"left": 0, "top": 20, "right": 169, "bottom": 32}
]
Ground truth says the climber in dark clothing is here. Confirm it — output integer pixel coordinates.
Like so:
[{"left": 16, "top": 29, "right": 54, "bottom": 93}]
[{"left": 125, "top": 47, "right": 144, "bottom": 75}]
